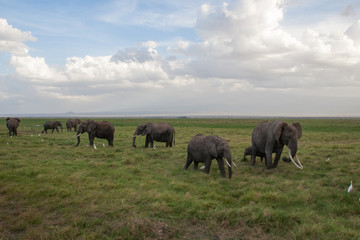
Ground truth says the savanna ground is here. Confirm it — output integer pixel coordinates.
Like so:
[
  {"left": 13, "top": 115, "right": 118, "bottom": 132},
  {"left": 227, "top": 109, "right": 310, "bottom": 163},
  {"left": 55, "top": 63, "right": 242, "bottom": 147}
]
[{"left": 0, "top": 118, "right": 359, "bottom": 240}]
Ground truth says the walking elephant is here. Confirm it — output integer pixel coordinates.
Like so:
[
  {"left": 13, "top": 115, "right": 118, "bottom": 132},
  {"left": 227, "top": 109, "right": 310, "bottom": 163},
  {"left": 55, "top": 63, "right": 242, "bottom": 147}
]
[
  {"left": 132, "top": 123, "right": 175, "bottom": 148},
  {"left": 251, "top": 121, "right": 303, "bottom": 169},
  {"left": 66, "top": 119, "right": 81, "bottom": 132},
  {"left": 184, "top": 134, "right": 233, "bottom": 178},
  {"left": 6, "top": 117, "right": 21, "bottom": 136},
  {"left": 41, "top": 121, "right": 63, "bottom": 134},
  {"left": 76, "top": 120, "right": 115, "bottom": 147}
]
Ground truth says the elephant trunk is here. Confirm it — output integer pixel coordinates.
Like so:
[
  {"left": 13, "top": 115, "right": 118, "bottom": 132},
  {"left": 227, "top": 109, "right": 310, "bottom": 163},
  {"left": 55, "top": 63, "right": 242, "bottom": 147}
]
[
  {"left": 76, "top": 131, "right": 81, "bottom": 147},
  {"left": 133, "top": 131, "right": 138, "bottom": 147}
]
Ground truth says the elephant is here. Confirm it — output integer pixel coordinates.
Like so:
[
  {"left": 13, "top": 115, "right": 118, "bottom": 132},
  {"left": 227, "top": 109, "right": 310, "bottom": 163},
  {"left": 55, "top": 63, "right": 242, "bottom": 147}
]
[
  {"left": 6, "top": 117, "right": 21, "bottom": 136},
  {"left": 66, "top": 119, "right": 81, "bottom": 132},
  {"left": 76, "top": 120, "right": 115, "bottom": 147},
  {"left": 41, "top": 121, "right": 63, "bottom": 134},
  {"left": 243, "top": 146, "right": 291, "bottom": 164},
  {"left": 184, "top": 134, "right": 233, "bottom": 178},
  {"left": 251, "top": 121, "right": 303, "bottom": 169},
  {"left": 243, "top": 146, "right": 266, "bottom": 162},
  {"left": 132, "top": 123, "right": 175, "bottom": 148}
]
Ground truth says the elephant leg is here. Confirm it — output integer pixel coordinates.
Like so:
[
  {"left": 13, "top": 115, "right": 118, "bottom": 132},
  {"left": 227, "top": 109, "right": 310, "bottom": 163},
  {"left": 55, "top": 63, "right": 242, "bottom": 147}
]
[
  {"left": 14, "top": 129, "right": 17, "bottom": 136},
  {"left": 216, "top": 158, "right": 226, "bottom": 177},
  {"left": 194, "top": 161, "right": 199, "bottom": 170},
  {"left": 204, "top": 159, "right": 212, "bottom": 174},
  {"left": 108, "top": 138, "right": 114, "bottom": 147},
  {"left": 56, "top": 127, "right": 59, "bottom": 133},
  {"left": 145, "top": 135, "right": 150, "bottom": 148},
  {"left": 184, "top": 154, "right": 193, "bottom": 170},
  {"left": 89, "top": 133, "right": 95, "bottom": 146},
  {"left": 149, "top": 138, "right": 154, "bottom": 148},
  {"left": 272, "top": 147, "right": 284, "bottom": 168},
  {"left": 265, "top": 150, "right": 273, "bottom": 169},
  {"left": 250, "top": 146, "right": 257, "bottom": 166}
]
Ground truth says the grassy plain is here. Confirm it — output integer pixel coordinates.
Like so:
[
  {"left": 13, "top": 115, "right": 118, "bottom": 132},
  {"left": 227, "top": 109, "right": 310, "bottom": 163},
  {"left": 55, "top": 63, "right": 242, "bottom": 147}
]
[{"left": 0, "top": 118, "right": 359, "bottom": 239}]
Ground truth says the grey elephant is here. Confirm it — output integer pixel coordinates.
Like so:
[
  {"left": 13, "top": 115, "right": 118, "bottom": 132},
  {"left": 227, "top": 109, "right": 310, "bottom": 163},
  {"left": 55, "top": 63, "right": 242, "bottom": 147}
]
[
  {"left": 251, "top": 121, "right": 303, "bottom": 169},
  {"left": 76, "top": 120, "right": 115, "bottom": 147},
  {"left": 6, "top": 117, "right": 21, "bottom": 136},
  {"left": 243, "top": 146, "right": 266, "bottom": 162},
  {"left": 66, "top": 119, "right": 81, "bottom": 132},
  {"left": 132, "top": 123, "right": 175, "bottom": 148},
  {"left": 41, "top": 121, "right": 63, "bottom": 134},
  {"left": 184, "top": 134, "right": 233, "bottom": 178}
]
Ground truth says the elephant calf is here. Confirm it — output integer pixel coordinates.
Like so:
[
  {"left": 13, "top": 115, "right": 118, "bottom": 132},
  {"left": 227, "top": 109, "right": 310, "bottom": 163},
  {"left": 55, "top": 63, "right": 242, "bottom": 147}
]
[
  {"left": 66, "top": 118, "right": 81, "bottom": 132},
  {"left": 184, "top": 134, "right": 233, "bottom": 178},
  {"left": 243, "top": 146, "right": 265, "bottom": 162},
  {"left": 6, "top": 117, "right": 21, "bottom": 136},
  {"left": 41, "top": 121, "right": 63, "bottom": 134}
]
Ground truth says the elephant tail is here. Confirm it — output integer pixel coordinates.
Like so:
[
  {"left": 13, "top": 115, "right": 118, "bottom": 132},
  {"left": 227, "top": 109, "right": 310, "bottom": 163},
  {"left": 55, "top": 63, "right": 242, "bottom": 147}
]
[{"left": 173, "top": 131, "right": 175, "bottom": 146}]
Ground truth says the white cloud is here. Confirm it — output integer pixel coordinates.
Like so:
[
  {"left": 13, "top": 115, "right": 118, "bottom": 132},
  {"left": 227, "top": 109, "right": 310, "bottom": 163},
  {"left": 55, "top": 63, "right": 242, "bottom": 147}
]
[
  {"left": 1, "top": 1, "right": 360, "bottom": 115},
  {"left": 170, "top": 0, "right": 360, "bottom": 97},
  {"left": 0, "top": 18, "right": 36, "bottom": 56},
  {"left": 97, "top": 0, "right": 197, "bottom": 29},
  {"left": 10, "top": 55, "right": 67, "bottom": 82}
]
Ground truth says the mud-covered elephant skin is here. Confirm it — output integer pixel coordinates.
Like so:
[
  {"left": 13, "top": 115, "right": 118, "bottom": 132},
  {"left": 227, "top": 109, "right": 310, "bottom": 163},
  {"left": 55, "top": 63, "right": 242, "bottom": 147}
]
[
  {"left": 6, "top": 117, "right": 21, "bottom": 136},
  {"left": 41, "top": 121, "right": 63, "bottom": 134},
  {"left": 66, "top": 119, "right": 81, "bottom": 132},
  {"left": 251, "top": 121, "right": 303, "bottom": 169},
  {"left": 132, "top": 123, "right": 175, "bottom": 148},
  {"left": 76, "top": 120, "right": 115, "bottom": 147},
  {"left": 184, "top": 134, "right": 232, "bottom": 178}
]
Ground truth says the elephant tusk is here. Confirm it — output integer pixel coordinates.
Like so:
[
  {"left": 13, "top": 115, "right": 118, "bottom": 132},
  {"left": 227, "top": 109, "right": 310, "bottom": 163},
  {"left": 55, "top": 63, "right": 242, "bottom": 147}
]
[
  {"left": 232, "top": 161, "right": 237, "bottom": 167},
  {"left": 76, "top": 133, "right": 82, "bottom": 137},
  {"left": 133, "top": 135, "right": 137, "bottom": 138},
  {"left": 225, "top": 158, "right": 232, "bottom": 168},
  {"left": 288, "top": 150, "right": 303, "bottom": 169},
  {"left": 295, "top": 155, "right": 303, "bottom": 169}
]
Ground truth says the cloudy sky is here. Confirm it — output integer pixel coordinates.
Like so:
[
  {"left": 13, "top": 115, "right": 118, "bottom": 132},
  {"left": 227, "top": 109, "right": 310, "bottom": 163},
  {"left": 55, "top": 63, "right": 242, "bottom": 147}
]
[{"left": 1, "top": 0, "right": 360, "bottom": 116}]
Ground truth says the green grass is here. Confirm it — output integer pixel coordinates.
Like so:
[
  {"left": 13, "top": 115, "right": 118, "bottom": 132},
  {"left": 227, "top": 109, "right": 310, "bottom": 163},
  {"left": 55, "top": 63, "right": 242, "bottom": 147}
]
[{"left": 0, "top": 118, "right": 360, "bottom": 239}]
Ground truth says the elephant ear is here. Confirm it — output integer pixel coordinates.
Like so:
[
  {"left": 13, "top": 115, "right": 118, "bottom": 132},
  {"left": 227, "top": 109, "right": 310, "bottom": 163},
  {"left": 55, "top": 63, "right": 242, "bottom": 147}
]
[
  {"left": 144, "top": 123, "right": 153, "bottom": 135},
  {"left": 87, "top": 121, "right": 97, "bottom": 132},
  {"left": 292, "top": 122, "right": 302, "bottom": 139},
  {"left": 15, "top": 118, "right": 21, "bottom": 123},
  {"left": 6, "top": 117, "right": 10, "bottom": 122},
  {"left": 204, "top": 136, "right": 218, "bottom": 158},
  {"left": 272, "top": 121, "right": 288, "bottom": 142},
  {"left": 216, "top": 140, "right": 228, "bottom": 157}
]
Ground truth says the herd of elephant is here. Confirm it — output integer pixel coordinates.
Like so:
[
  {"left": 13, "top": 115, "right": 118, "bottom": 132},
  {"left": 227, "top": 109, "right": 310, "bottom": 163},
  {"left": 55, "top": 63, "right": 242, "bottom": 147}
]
[{"left": 5, "top": 117, "right": 303, "bottom": 179}]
